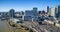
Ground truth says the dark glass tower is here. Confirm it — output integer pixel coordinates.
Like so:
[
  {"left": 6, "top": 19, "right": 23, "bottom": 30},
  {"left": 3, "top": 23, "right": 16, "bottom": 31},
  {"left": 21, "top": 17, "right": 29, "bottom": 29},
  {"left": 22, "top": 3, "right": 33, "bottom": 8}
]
[
  {"left": 9, "top": 9, "right": 15, "bottom": 18},
  {"left": 33, "top": 7, "right": 38, "bottom": 17}
]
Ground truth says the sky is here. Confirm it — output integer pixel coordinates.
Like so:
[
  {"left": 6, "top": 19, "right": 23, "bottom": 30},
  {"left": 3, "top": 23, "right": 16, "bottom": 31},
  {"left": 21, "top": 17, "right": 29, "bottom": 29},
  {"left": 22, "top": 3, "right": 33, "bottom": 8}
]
[{"left": 0, "top": 0, "right": 60, "bottom": 12}]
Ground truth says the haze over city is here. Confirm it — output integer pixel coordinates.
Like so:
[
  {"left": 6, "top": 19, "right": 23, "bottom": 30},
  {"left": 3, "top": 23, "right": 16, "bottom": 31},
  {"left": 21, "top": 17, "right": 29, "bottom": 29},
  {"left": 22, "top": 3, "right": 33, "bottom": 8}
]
[{"left": 0, "top": 0, "right": 60, "bottom": 12}]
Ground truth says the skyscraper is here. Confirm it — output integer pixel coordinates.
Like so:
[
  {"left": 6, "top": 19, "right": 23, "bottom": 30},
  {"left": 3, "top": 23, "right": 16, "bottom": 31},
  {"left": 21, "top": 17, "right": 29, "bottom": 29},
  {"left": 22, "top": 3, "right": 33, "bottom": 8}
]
[
  {"left": 33, "top": 7, "right": 37, "bottom": 11},
  {"left": 33, "top": 7, "right": 38, "bottom": 17},
  {"left": 49, "top": 8, "right": 51, "bottom": 15},
  {"left": 25, "top": 10, "right": 33, "bottom": 16},
  {"left": 45, "top": 6, "right": 49, "bottom": 14},
  {"left": 50, "top": 7, "right": 56, "bottom": 17},
  {"left": 9, "top": 9, "right": 15, "bottom": 18},
  {"left": 49, "top": 5, "right": 60, "bottom": 18},
  {"left": 55, "top": 5, "right": 60, "bottom": 18}
]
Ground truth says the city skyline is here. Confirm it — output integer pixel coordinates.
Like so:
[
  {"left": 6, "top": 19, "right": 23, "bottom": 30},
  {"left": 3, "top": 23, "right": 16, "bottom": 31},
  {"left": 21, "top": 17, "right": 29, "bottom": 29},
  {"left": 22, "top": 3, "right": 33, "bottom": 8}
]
[{"left": 0, "top": 0, "right": 60, "bottom": 12}]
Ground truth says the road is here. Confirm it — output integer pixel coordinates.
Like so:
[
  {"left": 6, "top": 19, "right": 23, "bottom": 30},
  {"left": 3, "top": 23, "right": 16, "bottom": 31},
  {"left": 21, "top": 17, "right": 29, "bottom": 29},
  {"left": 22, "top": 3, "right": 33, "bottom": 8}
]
[
  {"left": 0, "top": 20, "right": 12, "bottom": 32},
  {"left": 23, "top": 21, "right": 60, "bottom": 32},
  {"left": 23, "top": 21, "right": 44, "bottom": 32},
  {"left": 38, "top": 21, "right": 60, "bottom": 32}
]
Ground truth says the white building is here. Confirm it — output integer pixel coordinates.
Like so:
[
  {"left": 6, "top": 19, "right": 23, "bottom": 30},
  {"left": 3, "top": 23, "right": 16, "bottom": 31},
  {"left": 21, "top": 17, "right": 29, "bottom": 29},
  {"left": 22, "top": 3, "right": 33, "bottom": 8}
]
[
  {"left": 50, "top": 7, "right": 56, "bottom": 18},
  {"left": 49, "top": 5, "right": 60, "bottom": 18},
  {"left": 45, "top": 6, "right": 49, "bottom": 14}
]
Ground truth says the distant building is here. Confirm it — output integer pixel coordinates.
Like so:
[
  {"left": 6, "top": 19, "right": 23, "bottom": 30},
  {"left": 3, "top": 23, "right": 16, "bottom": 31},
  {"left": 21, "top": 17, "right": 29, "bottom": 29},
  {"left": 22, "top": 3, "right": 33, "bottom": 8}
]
[
  {"left": 25, "top": 10, "right": 33, "bottom": 16},
  {"left": 38, "top": 11, "right": 42, "bottom": 14},
  {"left": 49, "top": 5, "right": 60, "bottom": 18},
  {"left": 14, "top": 11, "right": 24, "bottom": 20},
  {"left": 9, "top": 9, "right": 15, "bottom": 18},
  {"left": 42, "top": 10, "right": 45, "bottom": 14},
  {"left": 47, "top": 6, "right": 49, "bottom": 13},
  {"left": 32, "top": 7, "right": 38, "bottom": 17},
  {"left": 24, "top": 7, "right": 38, "bottom": 17},
  {"left": 49, "top": 8, "right": 51, "bottom": 15},
  {"left": 50, "top": 7, "right": 56, "bottom": 18},
  {"left": 20, "top": 11, "right": 24, "bottom": 15},
  {"left": 24, "top": 10, "right": 32, "bottom": 21},
  {"left": 15, "top": 12, "right": 20, "bottom": 14},
  {"left": 15, "top": 12, "right": 20, "bottom": 17},
  {"left": 38, "top": 10, "right": 46, "bottom": 17},
  {"left": 45, "top": 6, "right": 49, "bottom": 14},
  {"left": 24, "top": 8, "right": 38, "bottom": 21},
  {"left": 38, "top": 11, "right": 42, "bottom": 16},
  {"left": 0, "top": 12, "right": 9, "bottom": 18},
  {"left": 20, "top": 11, "right": 24, "bottom": 20},
  {"left": 33, "top": 7, "right": 37, "bottom": 13},
  {"left": 15, "top": 12, "right": 24, "bottom": 19},
  {"left": 24, "top": 16, "right": 32, "bottom": 21},
  {"left": 55, "top": 5, "right": 60, "bottom": 18}
]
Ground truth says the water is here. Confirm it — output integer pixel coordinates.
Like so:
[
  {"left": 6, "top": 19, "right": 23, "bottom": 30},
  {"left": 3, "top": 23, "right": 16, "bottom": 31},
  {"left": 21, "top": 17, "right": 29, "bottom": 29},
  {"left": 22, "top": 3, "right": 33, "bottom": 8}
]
[{"left": 0, "top": 20, "right": 9, "bottom": 32}]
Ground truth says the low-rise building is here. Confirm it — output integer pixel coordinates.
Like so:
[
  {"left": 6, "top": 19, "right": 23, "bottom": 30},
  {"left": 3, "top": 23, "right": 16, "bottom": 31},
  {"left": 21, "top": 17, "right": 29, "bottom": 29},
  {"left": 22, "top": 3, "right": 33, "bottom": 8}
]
[{"left": 24, "top": 16, "right": 32, "bottom": 21}]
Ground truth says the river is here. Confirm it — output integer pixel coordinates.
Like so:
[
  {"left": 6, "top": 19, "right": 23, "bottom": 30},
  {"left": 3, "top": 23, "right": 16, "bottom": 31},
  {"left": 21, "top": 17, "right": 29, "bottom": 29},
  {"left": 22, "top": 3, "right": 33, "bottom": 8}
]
[{"left": 0, "top": 20, "right": 11, "bottom": 32}]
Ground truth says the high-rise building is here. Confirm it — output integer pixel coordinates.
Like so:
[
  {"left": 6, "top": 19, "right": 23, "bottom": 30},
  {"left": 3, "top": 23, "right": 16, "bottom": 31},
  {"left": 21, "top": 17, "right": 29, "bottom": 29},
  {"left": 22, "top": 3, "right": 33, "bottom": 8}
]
[
  {"left": 33, "top": 7, "right": 37, "bottom": 11},
  {"left": 50, "top": 7, "right": 56, "bottom": 17},
  {"left": 25, "top": 7, "right": 38, "bottom": 17},
  {"left": 45, "top": 6, "right": 49, "bottom": 14},
  {"left": 49, "top": 8, "right": 51, "bottom": 15},
  {"left": 9, "top": 9, "right": 15, "bottom": 18},
  {"left": 33, "top": 7, "right": 38, "bottom": 17},
  {"left": 49, "top": 5, "right": 60, "bottom": 18},
  {"left": 55, "top": 5, "right": 60, "bottom": 18},
  {"left": 25, "top": 10, "right": 33, "bottom": 16}
]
